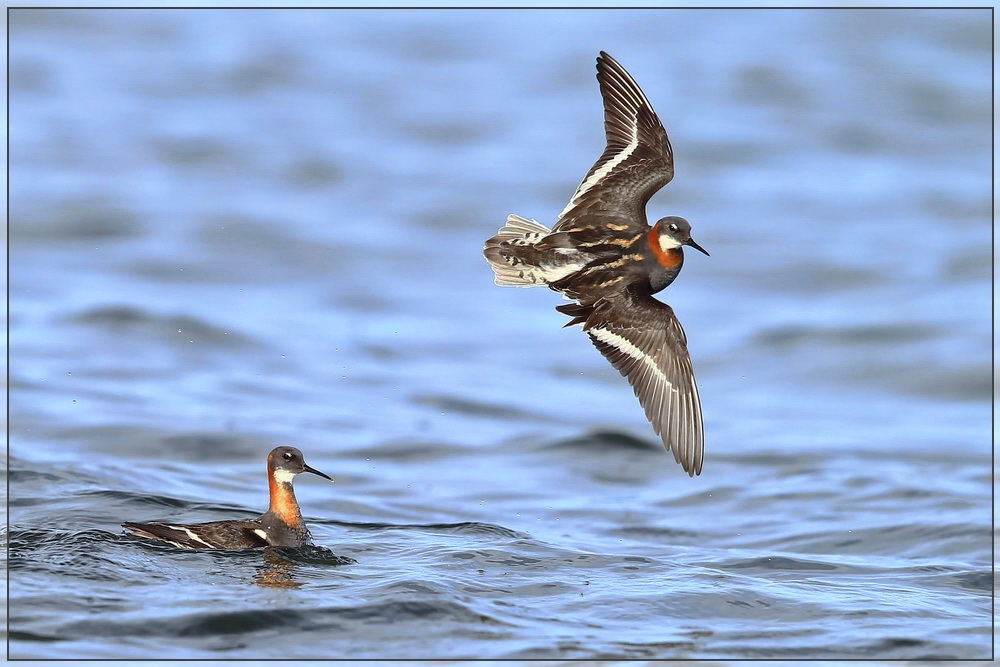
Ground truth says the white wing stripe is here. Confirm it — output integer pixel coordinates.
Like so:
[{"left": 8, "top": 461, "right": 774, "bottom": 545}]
[
  {"left": 589, "top": 327, "right": 669, "bottom": 389},
  {"left": 166, "top": 525, "right": 216, "bottom": 548},
  {"left": 559, "top": 120, "right": 640, "bottom": 219}
]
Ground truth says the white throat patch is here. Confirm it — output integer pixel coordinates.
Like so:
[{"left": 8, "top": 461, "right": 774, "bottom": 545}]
[
  {"left": 273, "top": 468, "right": 298, "bottom": 484},
  {"left": 658, "top": 234, "right": 683, "bottom": 252}
]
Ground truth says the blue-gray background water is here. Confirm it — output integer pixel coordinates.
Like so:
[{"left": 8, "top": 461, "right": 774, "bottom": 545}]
[{"left": 7, "top": 8, "right": 992, "bottom": 660}]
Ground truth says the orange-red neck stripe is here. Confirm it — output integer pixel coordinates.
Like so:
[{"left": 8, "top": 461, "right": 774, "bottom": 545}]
[
  {"left": 648, "top": 226, "right": 683, "bottom": 269},
  {"left": 268, "top": 473, "right": 303, "bottom": 529}
]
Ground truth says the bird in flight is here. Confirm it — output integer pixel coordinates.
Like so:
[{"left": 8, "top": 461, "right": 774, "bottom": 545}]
[{"left": 484, "top": 51, "right": 709, "bottom": 476}]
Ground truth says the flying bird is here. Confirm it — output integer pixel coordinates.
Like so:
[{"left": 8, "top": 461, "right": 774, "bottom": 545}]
[{"left": 484, "top": 51, "right": 708, "bottom": 476}]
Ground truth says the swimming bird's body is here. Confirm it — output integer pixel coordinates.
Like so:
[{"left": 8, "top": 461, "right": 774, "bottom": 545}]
[
  {"left": 484, "top": 52, "right": 709, "bottom": 476},
  {"left": 123, "top": 446, "right": 332, "bottom": 549}
]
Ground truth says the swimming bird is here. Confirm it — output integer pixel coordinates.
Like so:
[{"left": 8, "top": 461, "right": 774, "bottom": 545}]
[
  {"left": 123, "top": 446, "right": 332, "bottom": 549},
  {"left": 484, "top": 51, "right": 709, "bottom": 476}
]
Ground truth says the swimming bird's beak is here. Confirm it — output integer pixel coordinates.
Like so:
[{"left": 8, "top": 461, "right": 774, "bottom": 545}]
[
  {"left": 685, "top": 237, "right": 710, "bottom": 256},
  {"left": 303, "top": 464, "right": 333, "bottom": 482}
]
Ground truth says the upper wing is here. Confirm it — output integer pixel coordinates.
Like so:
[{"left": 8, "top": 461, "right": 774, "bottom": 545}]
[
  {"left": 122, "top": 520, "right": 270, "bottom": 549},
  {"left": 553, "top": 52, "right": 675, "bottom": 236},
  {"left": 558, "top": 287, "right": 704, "bottom": 475}
]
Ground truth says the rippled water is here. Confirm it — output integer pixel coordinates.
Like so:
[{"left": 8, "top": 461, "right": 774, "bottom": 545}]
[{"left": 8, "top": 7, "right": 992, "bottom": 660}]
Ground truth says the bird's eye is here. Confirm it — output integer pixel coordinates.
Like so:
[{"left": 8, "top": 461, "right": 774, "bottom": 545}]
[
  {"left": 668, "top": 224, "right": 679, "bottom": 232},
  {"left": 283, "top": 452, "right": 293, "bottom": 460}
]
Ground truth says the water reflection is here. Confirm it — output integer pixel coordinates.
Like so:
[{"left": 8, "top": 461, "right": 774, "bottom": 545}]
[
  {"left": 253, "top": 545, "right": 356, "bottom": 589},
  {"left": 254, "top": 548, "right": 302, "bottom": 589}
]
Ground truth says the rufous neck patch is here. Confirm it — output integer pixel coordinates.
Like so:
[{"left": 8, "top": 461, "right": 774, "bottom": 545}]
[
  {"left": 648, "top": 226, "right": 683, "bottom": 269},
  {"left": 268, "top": 475, "right": 303, "bottom": 529}
]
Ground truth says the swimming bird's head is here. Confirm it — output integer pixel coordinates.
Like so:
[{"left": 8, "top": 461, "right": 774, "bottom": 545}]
[{"left": 268, "top": 446, "right": 332, "bottom": 485}]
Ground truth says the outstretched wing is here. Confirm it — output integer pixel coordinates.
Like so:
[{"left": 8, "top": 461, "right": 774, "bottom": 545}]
[
  {"left": 558, "top": 287, "right": 704, "bottom": 476},
  {"left": 553, "top": 51, "right": 675, "bottom": 238}
]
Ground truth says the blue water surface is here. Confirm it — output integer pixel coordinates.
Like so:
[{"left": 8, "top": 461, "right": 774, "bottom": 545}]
[{"left": 7, "top": 7, "right": 992, "bottom": 660}]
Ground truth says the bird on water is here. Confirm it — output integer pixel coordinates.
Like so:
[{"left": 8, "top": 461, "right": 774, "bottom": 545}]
[{"left": 123, "top": 446, "right": 332, "bottom": 549}]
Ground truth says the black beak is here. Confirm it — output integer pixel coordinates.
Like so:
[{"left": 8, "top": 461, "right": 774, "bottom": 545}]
[
  {"left": 303, "top": 463, "right": 333, "bottom": 482},
  {"left": 685, "top": 237, "right": 710, "bottom": 256}
]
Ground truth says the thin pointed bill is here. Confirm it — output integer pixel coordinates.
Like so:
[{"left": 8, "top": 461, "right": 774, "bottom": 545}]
[
  {"left": 303, "top": 464, "right": 333, "bottom": 482},
  {"left": 685, "top": 237, "right": 710, "bottom": 256}
]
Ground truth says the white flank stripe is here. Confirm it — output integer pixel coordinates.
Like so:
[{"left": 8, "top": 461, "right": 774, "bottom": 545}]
[
  {"left": 253, "top": 529, "right": 269, "bottom": 541},
  {"left": 559, "top": 123, "right": 640, "bottom": 219},
  {"left": 273, "top": 468, "right": 297, "bottom": 484},
  {"left": 171, "top": 525, "right": 215, "bottom": 548},
  {"left": 540, "top": 256, "right": 588, "bottom": 283}
]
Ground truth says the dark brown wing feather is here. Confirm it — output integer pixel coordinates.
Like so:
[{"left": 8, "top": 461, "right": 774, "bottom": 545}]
[
  {"left": 554, "top": 52, "right": 674, "bottom": 235},
  {"left": 557, "top": 287, "right": 704, "bottom": 475},
  {"left": 122, "top": 520, "right": 270, "bottom": 549}
]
